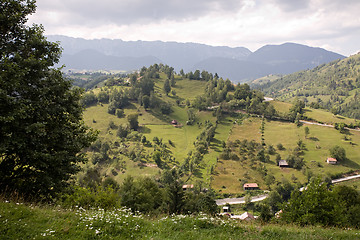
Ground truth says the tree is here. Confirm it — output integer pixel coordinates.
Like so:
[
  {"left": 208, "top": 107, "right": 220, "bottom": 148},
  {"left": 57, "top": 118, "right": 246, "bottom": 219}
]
[
  {"left": 81, "top": 92, "right": 97, "bottom": 107},
  {"left": 282, "top": 177, "right": 340, "bottom": 226},
  {"left": 127, "top": 114, "right": 139, "bottom": 130},
  {"left": 97, "top": 91, "right": 109, "bottom": 104},
  {"left": 163, "top": 78, "right": 171, "bottom": 95},
  {"left": 170, "top": 74, "right": 176, "bottom": 87},
  {"left": 115, "top": 109, "right": 124, "bottom": 118},
  {"left": 142, "top": 95, "right": 150, "bottom": 109},
  {"left": 329, "top": 145, "right": 347, "bottom": 162},
  {"left": 0, "top": 0, "right": 96, "bottom": 198},
  {"left": 304, "top": 126, "right": 310, "bottom": 138}
]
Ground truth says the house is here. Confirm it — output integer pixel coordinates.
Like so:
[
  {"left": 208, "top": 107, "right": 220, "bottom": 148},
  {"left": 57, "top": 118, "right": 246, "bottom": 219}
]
[
  {"left": 275, "top": 210, "right": 283, "bottom": 218},
  {"left": 239, "top": 212, "right": 256, "bottom": 221},
  {"left": 326, "top": 157, "right": 337, "bottom": 164},
  {"left": 182, "top": 184, "right": 194, "bottom": 191},
  {"left": 243, "top": 183, "right": 259, "bottom": 190},
  {"left": 171, "top": 120, "right": 178, "bottom": 125},
  {"left": 222, "top": 206, "right": 231, "bottom": 213},
  {"left": 279, "top": 160, "right": 290, "bottom": 168}
]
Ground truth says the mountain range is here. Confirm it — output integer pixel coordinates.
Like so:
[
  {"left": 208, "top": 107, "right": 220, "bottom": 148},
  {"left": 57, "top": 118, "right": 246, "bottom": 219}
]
[{"left": 48, "top": 35, "right": 345, "bottom": 82}]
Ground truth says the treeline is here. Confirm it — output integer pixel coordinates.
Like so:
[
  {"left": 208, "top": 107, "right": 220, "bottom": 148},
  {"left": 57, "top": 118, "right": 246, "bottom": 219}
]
[
  {"left": 68, "top": 72, "right": 128, "bottom": 90},
  {"left": 62, "top": 168, "right": 217, "bottom": 215},
  {"left": 191, "top": 77, "right": 310, "bottom": 123}
]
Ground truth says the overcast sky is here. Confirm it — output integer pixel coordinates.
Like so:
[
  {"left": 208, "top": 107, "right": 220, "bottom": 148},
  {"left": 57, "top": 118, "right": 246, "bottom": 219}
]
[{"left": 28, "top": 0, "right": 360, "bottom": 56}]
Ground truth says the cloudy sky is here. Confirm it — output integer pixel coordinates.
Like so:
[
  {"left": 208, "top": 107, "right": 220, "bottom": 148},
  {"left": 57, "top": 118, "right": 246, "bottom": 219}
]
[{"left": 28, "top": 0, "right": 360, "bottom": 56}]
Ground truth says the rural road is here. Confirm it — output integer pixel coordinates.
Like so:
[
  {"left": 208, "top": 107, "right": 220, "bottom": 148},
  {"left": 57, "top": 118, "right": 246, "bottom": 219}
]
[
  {"left": 300, "top": 120, "right": 360, "bottom": 131},
  {"left": 300, "top": 120, "right": 334, "bottom": 128},
  {"left": 215, "top": 194, "right": 268, "bottom": 206},
  {"left": 331, "top": 174, "right": 360, "bottom": 184}
]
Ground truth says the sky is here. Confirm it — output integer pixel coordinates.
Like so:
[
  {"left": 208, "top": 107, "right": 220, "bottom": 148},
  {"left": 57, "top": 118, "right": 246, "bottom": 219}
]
[{"left": 27, "top": 0, "right": 360, "bottom": 56}]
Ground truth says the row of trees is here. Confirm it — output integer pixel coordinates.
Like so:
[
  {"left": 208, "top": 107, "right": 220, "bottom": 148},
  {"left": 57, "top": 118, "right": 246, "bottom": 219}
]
[{"left": 63, "top": 169, "right": 217, "bottom": 215}]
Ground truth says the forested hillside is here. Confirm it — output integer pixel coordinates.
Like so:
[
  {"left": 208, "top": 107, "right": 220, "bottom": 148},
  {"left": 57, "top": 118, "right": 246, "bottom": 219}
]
[{"left": 254, "top": 53, "right": 360, "bottom": 119}]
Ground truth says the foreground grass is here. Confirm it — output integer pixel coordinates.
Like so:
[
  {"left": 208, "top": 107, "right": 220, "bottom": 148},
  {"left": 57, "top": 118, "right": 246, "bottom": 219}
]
[{"left": 1, "top": 201, "right": 359, "bottom": 239}]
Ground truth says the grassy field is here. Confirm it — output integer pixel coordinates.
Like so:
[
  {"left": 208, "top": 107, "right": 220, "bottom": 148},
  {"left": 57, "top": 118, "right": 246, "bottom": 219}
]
[
  {"left": 211, "top": 115, "right": 360, "bottom": 193},
  {"left": 304, "top": 107, "right": 358, "bottom": 125},
  {"left": 269, "top": 101, "right": 292, "bottom": 114},
  {"left": 1, "top": 200, "right": 359, "bottom": 240}
]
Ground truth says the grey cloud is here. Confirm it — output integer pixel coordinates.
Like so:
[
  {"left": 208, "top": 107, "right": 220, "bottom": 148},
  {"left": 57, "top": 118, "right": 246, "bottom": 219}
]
[
  {"left": 269, "top": 0, "right": 311, "bottom": 12},
  {"left": 36, "top": 0, "right": 245, "bottom": 26}
]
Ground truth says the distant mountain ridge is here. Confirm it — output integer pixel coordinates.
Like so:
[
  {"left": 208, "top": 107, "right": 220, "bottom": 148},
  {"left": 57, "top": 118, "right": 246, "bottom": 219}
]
[{"left": 48, "top": 35, "right": 345, "bottom": 82}]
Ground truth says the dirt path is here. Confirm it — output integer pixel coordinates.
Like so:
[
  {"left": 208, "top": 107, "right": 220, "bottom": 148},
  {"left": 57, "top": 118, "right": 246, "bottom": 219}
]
[{"left": 300, "top": 120, "right": 360, "bottom": 132}]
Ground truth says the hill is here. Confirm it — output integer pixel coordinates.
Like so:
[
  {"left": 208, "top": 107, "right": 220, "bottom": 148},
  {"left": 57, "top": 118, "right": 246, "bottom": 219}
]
[
  {"left": 253, "top": 53, "right": 360, "bottom": 119},
  {"left": 75, "top": 65, "right": 360, "bottom": 197},
  {"left": 247, "top": 43, "right": 344, "bottom": 74},
  {"left": 49, "top": 35, "right": 344, "bottom": 82}
]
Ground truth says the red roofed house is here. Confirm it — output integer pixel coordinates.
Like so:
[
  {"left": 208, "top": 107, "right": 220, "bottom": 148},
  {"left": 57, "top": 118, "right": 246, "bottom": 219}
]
[
  {"left": 243, "top": 183, "right": 259, "bottom": 191},
  {"left": 326, "top": 157, "right": 337, "bottom": 164}
]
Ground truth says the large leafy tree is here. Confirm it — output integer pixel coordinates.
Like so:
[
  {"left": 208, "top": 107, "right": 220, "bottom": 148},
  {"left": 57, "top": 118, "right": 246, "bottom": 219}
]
[{"left": 0, "top": 0, "right": 96, "bottom": 198}]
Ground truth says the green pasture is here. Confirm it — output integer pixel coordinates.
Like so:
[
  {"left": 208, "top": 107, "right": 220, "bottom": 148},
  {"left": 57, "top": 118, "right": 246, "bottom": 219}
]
[
  {"left": 228, "top": 117, "right": 262, "bottom": 143},
  {"left": 212, "top": 116, "right": 360, "bottom": 193},
  {"left": 269, "top": 100, "right": 292, "bottom": 114},
  {"left": 304, "top": 107, "right": 357, "bottom": 125}
]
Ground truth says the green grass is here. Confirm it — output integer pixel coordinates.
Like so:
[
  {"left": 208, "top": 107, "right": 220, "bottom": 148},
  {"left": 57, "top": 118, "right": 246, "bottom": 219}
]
[
  {"left": 228, "top": 117, "right": 263, "bottom": 143},
  {"left": 1, "top": 200, "right": 359, "bottom": 239},
  {"left": 335, "top": 178, "right": 360, "bottom": 190},
  {"left": 212, "top": 116, "right": 360, "bottom": 193},
  {"left": 304, "top": 107, "right": 357, "bottom": 125},
  {"left": 269, "top": 101, "right": 292, "bottom": 114}
]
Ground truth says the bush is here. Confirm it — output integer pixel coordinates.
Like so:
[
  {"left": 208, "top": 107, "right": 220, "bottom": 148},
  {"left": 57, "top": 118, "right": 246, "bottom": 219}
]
[
  {"left": 61, "top": 185, "right": 121, "bottom": 210},
  {"left": 116, "top": 109, "right": 124, "bottom": 118}
]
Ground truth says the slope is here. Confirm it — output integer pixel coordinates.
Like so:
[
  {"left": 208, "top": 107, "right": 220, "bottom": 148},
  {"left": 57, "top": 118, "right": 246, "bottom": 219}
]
[{"left": 255, "top": 53, "right": 360, "bottom": 119}]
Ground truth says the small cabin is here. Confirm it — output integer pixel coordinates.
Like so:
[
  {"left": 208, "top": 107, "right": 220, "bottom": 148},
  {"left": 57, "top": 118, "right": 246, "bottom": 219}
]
[
  {"left": 171, "top": 120, "right": 178, "bottom": 125},
  {"left": 243, "top": 183, "right": 259, "bottom": 191},
  {"left": 279, "top": 160, "right": 290, "bottom": 168},
  {"left": 326, "top": 157, "right": 337, "bottom": 164},
  {"left": 222, "top": 206, "right": 231, "bottom": 213}
]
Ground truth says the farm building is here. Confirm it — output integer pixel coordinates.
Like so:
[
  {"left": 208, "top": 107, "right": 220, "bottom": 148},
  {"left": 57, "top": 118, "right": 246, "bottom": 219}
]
[
  {"left": 239, "top": 212, "right": 256, "bottom": 221},
  {"left": 326, "top": 157, "right": 337, "bottom": 164},
  {"left": 222, "top": 206, "right": 231, "bottom": 213},
  {"left": 243, "top": 183, "right": 259, "bottom": 190},
  {"left": 279, "top": 160, "right": 289, "bottom": 168},
  {"left": 171, "top": 120, "right": 178, "bottom": 125}
]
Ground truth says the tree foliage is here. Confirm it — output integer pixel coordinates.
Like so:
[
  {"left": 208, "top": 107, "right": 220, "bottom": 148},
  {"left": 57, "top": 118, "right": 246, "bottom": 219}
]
[
  {"left": 329, "top": 145, "right": 347, "bottom": 162},
  {"left": 0, "top": 0, "right": 96, "bottom": 198}
]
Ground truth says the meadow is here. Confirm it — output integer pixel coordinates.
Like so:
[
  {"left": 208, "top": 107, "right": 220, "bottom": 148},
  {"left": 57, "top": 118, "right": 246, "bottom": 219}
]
[{"left": 1, "top": 200, "right": 359, "bottom": 240}]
